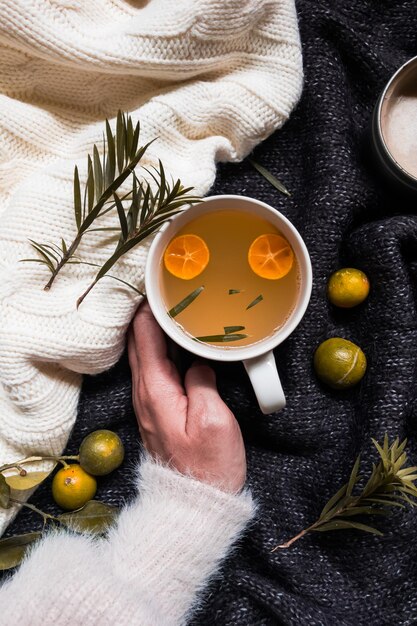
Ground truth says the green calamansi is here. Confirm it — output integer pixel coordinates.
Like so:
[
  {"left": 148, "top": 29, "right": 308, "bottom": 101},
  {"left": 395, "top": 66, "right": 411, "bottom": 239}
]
[
  {"left": 79, "top": 430, "right": 125, "bottom": 476},
  {"left": 327, "top": 268, "right": 370, "bottom": 308},
  {"left": 314, "top": 337, "right": 367, "bottom": 389}
]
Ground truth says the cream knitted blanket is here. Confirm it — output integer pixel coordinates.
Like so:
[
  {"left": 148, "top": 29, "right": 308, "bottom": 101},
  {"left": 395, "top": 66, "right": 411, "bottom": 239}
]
[{"left": 0, "top": 0, "right": 302, "bottom": 532}]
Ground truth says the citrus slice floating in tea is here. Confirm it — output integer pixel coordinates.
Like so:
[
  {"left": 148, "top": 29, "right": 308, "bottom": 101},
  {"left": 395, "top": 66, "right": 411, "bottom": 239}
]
[
  {"left": 164, "top": 234, "right": 210, "bottom": 280},
  {"left": 248, "top": 233, "right": 294, "bottom": 280}
]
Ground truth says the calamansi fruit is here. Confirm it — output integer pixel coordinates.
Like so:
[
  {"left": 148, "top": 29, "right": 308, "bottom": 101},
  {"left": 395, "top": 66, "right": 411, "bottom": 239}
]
[
  {"left": 164, "top": 234, "right": 210, "bottom": 280},
  {"left": 327, "top": 268, "right": 370, "bottom": 308},
  {"left": 52, "top": 464, "right": 97, "bottom": 511},
  {"left": 79, "top": 430, "right": 125, "bottom": 476},
  {"left": 314, "top": 338, "right": 367, "bottom": 389},
  {"left": 248, "top": 233, "right": 294, "bottom": 280}
]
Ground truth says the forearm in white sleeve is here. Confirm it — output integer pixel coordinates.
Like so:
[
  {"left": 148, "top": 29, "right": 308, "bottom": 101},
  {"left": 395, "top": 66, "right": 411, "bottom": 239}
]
[{"left": 0, "top": 456, "right": 256, "bottom": 625}]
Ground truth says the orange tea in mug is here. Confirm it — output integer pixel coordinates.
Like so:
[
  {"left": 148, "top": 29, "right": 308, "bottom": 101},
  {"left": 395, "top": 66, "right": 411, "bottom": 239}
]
[{"left": 160, "top": 209, "right": 300, "bottom": 347}]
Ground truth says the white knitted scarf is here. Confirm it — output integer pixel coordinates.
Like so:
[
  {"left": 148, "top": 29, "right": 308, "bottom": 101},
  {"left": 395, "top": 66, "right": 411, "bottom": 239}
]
[{"left": 0, "top": 0, "right": 302, "bottom": 532}]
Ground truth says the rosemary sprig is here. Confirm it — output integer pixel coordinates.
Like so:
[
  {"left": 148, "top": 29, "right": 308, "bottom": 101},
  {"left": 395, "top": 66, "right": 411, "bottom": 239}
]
[
  {"left": 273, "top": 435, "right": 417, "bottom": 550},
  {"left": 76, "top": 166, "right": 201, "bottom": 306},
  {"left": 23, "top": 111, "right": 201, "bottom": 304},
  {"left": 29, "top": 111, "right": 154, "bottom": 290}
]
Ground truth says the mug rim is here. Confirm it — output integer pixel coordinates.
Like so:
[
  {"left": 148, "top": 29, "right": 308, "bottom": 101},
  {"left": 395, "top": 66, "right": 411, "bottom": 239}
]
[
  {"left": 375, "top": 55, "right": 417, "bottom": 185},
  {"left": 145, "top": 194, "right": 313, "bottom": 362}
]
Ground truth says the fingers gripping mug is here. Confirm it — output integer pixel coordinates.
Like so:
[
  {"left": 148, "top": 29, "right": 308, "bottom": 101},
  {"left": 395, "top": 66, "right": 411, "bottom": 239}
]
[{"left": 145, "top": 195, "right": 313, "bottom": 414}]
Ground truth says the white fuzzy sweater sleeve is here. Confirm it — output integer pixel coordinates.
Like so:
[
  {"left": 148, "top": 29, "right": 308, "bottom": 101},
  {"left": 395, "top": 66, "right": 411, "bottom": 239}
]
[{"left": 0, "top": 458, "right": 256, "bottom": 625}]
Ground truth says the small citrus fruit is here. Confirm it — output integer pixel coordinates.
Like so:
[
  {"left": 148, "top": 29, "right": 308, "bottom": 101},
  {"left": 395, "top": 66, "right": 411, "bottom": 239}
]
[
  {"left": 164, "top": 234, "right": 209, "bottom": 280},
  {"left": 52, "top": 464, "right": 97, "bottom": 511},
  {"left": 248, "top": 233, "right": 294, "bottom": 280},
  {"left": 313, "top": 337, "right": 367, "bottom": 389},
  {"left": 79, "top": 430, "right": 125, "bottom": 476},
  {"left": 327, "top": 268, "right": 370, "bottom": 308}
]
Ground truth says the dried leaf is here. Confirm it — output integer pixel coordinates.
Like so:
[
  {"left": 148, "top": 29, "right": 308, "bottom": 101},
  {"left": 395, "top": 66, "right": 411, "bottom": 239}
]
[
  {"left": 58, "top": 500, "right": 118, "bottom": 534},
  {"left": 0, "top": 474, "right": 10, "bottom": 509},
  {"left": 248, "top": 158, "right": 291, "bottom": 198},
  {"left": 0, "top": 532, "right": 42, "bottom": 570},
  {"left": 5, "top": 470, "right": 52, "bottom": 491}
]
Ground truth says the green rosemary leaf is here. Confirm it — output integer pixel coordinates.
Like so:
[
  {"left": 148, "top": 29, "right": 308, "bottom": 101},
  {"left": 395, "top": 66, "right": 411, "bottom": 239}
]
[
  {"left": 246, "top": 294, "right": 263, "bottom": 310},
  {"left": 20, "top": 259, "right": 54, "bottom": 266},
  {"left": 168, "top": 286, "right": 205, "bottom": 318},
  {"left": 313, "top": 520, "right": 383, "bottom": 535},
  {"left": 140, "top": 183, "right": 151, "bottom": 225},
  {"left": 79, "top": 139, "right": 155, "bottom": 234},
  {"left": 76, "top": 261, "right": 144, "bottom": 296},
  {"left": 335, "top": 507, "right": 388, "bottom": 517},
  {"left": 28, "top": 241, "right": 55, "bottom": 272},
  {"left": 229, "top": 289, "right": 242, "bottom": 295},
  {"left": 319, "top": 482, "right": 348, "bottom": 519},
  {"left": 61, "top": 238, "right": 67, "bottom": 255},
  {"left": 126, "top": 116, "right": 134, "bottom": 163},
  {"left": 93, "top": 145, "right": 103, "bottom": 202},
  {"left": 116, "top": 111, "right": 125, "bottom": 174},
  {"left": 87, "top": 155, "right": 95, "bottom": 214},
  {"left": 105, "top": 120, "right": 116, "bottom": 186},
  {"left": 347, "top": 455, "right": 361, "bottom": 496},
  {"left": 158, "top": 160, "right": 166, "bottom": 208},
  {"left": 248, "top": 158, "right": 291, "bottom": 198},
  {"left": 113, "top": 193, "right": 128, "bottom": 241},
  {"left": 131, "top": 122, "right": 140, "bottom": 160},
  {"left": 397, "top": 466, "right": 417, "bottom": 477},
  {"left": 195, "top": 334, "right": 248, "bottom": 343},
  {"left": 362, "top": 497, "right": 405, "bottom": 508},
  {"left": 224, "top": 326, "right": 245, "bottom": 334},
  {"left": 74, "top": 165, "right": 82, "bottom": 230}
]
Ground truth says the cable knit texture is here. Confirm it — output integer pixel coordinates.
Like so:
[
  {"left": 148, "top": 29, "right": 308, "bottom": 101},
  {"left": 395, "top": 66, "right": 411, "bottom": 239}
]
[
  {"left": 0, "top": 456, "right": 256, "bottom": 625},
  {"left": 0, "top": 0, "right": 302, "bottom": 533}
]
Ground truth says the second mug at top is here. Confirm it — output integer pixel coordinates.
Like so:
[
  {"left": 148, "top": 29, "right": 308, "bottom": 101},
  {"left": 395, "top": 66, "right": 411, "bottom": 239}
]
[{"left": 145, "top": 194, "right": 313, "bottom": 414}]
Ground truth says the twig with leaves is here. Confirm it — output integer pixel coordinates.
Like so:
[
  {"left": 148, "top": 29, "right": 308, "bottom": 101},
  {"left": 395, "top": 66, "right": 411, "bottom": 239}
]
[
  {"left": 273, "top": 436, "right": 417, "bottom": 550},
  {"left": 22, "top": 111, "right": 201, "bottom": 304}
]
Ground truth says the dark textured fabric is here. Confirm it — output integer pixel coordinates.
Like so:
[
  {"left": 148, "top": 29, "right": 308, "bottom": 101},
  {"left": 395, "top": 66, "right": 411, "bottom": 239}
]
[{"left": 3, "top": 1, "right": 417, "bottom": 624}]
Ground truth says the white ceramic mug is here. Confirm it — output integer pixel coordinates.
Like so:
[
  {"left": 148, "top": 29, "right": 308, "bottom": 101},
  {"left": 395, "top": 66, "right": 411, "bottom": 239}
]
[{"left": 145, "top": 195, "right": 313, "bottom": 414}]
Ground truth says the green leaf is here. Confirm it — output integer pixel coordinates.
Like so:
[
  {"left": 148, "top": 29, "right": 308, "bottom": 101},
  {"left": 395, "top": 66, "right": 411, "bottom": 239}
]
[
  {"left": 131, "top": 121, "right": 140, "bottom": 159},
  {"left": 228, "top": 289, "right": 242, "bottom": 295},
  {"left": 93, "top": 144, "right": 103, "bottom": 202},
  {"left": 73, "top": 165, "right": 82, "bottom": 230},
  {"left": 5, "top": 470, "right": 53, "bottom": 491},
  {"left": 195, "top": 334, "right": 248, "bottom": 343},
  {"left": 61, "top": 238, "right": 68, "bottom": 255},
  {"left": 319, "top": 482, "right": 348, "bottom": 519},
  {"left": 113, "top": 193, "right": 128, "bottom": 241},
  {"left": 126, "top": 116, "right": 134, "bottom": 163},
  {"left": 58, "top": 500, "right": 119, "bottom": 534},
  {"left": 28, "top": 241, "right": 55, "bottom": 273},
  {"left": 363, "top": 497, "right": 405, "bottom": 508},
  {"left": 313, "top": 520, "right": 383, "bottom": 535},
  {"left": 105, "top": 120, "right": 116, "bottom": 186},
  {"left": 87, "top": 155, "right": 95, "bottom": 214},
  {"left": 0, "top": 532, "right": 42, "bottom": 570},
  {"left": 347, "top": 455, "right": 361, "bottom": 496},
  {"left": 248, "top": 158, "right": 291, "bottom": 198},
  {"left": 224, "top": 326, "right": 245, "bottom": 334},
  {"left": 336, "top": 506, "right": 388, "bottom": 517},
  {"left": 169, "top": 286, "right": 205, "bottom": 318},
  {"left": 0, "top": 474, "right": 10, "bottom": 509},
  {"left": 78, "top": 139, "right": 155, "bottom": 234},
  {"left": 246, "top": 294, "right": 263, "bottom": 310},
  {"left": 116, "top": 110, "right": 125, "bottom": 174}
]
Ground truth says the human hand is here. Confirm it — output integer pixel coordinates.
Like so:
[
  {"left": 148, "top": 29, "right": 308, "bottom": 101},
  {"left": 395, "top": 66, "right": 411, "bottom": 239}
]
[{"left": 128, "top": 302, "right": 247, "bottom": 493}]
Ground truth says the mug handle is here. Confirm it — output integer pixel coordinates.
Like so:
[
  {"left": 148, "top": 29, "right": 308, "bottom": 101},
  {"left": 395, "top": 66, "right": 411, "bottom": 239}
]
[{"left": 243, "top": 350, "right": 286, "bottom": 414}]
